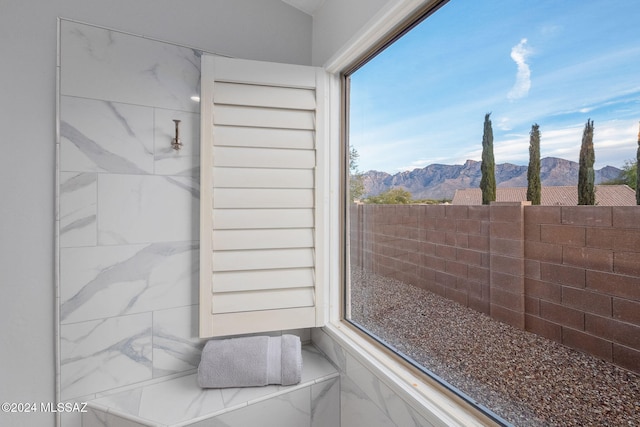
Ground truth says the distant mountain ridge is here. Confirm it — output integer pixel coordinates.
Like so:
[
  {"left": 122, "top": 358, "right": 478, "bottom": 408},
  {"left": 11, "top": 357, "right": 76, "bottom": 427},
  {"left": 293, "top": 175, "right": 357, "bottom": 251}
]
[{"left": 361, "top": 157, "right": 622, "bottom": 200}]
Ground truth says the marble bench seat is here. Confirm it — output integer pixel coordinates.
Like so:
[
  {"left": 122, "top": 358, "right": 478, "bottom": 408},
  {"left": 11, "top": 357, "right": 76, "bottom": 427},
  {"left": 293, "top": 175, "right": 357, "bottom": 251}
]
[{"left": 83, "top": 345, "right": 339, "bottom": 427}]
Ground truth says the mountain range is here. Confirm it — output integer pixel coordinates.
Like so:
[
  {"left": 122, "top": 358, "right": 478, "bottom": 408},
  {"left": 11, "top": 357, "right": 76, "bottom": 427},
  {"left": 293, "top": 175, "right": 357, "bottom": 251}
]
[{"left": 360, "top": 157, "right": 622, "bottom": 200}]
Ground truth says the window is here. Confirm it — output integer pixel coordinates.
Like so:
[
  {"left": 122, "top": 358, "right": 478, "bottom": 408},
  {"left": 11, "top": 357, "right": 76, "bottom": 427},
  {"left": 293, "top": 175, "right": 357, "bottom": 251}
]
[{"left": 345, "top": 1, "right": 640, "bottom": 425}]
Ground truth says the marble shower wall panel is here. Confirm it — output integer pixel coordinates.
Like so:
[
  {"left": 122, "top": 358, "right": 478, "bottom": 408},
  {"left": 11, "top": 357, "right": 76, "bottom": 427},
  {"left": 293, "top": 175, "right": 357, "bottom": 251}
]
[
  {"left": 58, "top": 19, "right": 203, "bottom": 402},
  {"left": 60, "top": 242, "right": 198, "bottom": 324},
  {"left": 60, "top": 21, "right": 201, "bottom": 112},
  {"left": 60, "top": 96, "right": 155, "bottom": 174},
  {"left": 152, "top": 306, "right": 202, "bottom": 377},
  {"left": 97, "top": 174, "right": 199, "bottom": 245},
  {"left": 60, "top": 313, "right": 152, "bottom": 401},
  {"left": 60, "top": 98, "right": 200, "bottom": 176},
  {"left": 59, "top": 172, "right": 97, "bottom": 247}
]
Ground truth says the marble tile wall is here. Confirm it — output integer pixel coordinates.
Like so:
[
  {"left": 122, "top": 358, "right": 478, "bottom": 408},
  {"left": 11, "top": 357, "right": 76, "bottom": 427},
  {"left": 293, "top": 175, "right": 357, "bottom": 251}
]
[
  {"left": 57, "top": 24, "right": 316, "bottom": 427},
  {"left": 57, "top": 19, "right": 203, "bottom": 406},
  {"left": 311, "top": 328, "right": 441, "bottom": 427}
]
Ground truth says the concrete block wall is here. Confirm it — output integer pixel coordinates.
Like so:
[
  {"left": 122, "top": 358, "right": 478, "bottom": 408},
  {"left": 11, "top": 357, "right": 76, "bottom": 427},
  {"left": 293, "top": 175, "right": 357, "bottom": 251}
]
[
  {"left": 489, "top": 202, "right": 527, "bottom": 329},
  {"left": 524, "top": 206, "right": 640, "bottom": 373},
  {"left": 350, "top": 204, "right": 492, "bottom": 315},
  {"left": 351, "top": 204, "right": 640, "bottom": 374}
]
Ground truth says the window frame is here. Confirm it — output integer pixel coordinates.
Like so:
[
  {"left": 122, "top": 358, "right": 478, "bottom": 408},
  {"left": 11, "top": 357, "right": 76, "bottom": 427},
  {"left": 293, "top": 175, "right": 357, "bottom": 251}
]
[{"left": 326, "top": 0, "right": 509, "bottom": 425}]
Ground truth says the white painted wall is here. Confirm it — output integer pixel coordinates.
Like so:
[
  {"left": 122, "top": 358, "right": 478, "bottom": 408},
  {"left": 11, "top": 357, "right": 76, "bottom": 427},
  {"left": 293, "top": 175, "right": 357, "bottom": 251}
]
[
  {"left": 312, "top": 0, "right": 390, "bottom": 66},
  {"left": 0, "top": 2, "right": 310, "bottom": 426}
]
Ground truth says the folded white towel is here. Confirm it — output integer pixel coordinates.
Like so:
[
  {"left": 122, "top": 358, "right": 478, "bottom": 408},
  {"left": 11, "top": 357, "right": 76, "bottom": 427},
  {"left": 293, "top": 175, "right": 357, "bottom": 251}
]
[{"left": 197, "top": 334, "right": 302, "bottom": 388}]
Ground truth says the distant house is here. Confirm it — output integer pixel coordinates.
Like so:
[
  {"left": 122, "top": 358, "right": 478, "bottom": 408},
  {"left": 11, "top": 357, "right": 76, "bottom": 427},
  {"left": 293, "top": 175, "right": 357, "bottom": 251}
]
[{"left": 452, "top": 185, "right": 636, "bottom": 206}]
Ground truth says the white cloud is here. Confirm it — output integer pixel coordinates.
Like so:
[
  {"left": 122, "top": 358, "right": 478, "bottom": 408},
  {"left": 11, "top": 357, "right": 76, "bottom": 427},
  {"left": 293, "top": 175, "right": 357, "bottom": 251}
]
[
  {"left": 501, "top": 120, "right": 638, "bottom": 168},
  {"left": 507, "top": 38, "right": 532, "bottom": 101},
  {"left": 496, "top": 116, "right": 512, "bottom": 131},
  {"left": 540, "top": 24, "right": 562, "bottom": 37}
]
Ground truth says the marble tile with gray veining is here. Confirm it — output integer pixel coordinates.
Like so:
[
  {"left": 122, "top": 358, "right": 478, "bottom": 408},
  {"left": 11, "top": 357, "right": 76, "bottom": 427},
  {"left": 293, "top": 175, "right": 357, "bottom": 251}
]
[
  {"left": 311, "top": 378, "right": 340, "bottom": 427},
  {"left": 82, "top": 407, "right": 109, "bottom": 427},
  {"left": 314, "top": 331, "right": 438, "bottom": 427},
  {"left": 60, "top": 314, "right": 152, "bottom": 400},
  {"left": 154, "top": 109, "right": 200, "bottom": 176},
  {"left": 310, "top": 329, "right": 347, "bottom": 372},
  {"left": 340, "top": 375, "right": 396, "bottom": 427},
  {"left": 60, "top": 96, "right": 155, "bottom": 174},
  {"left": 90, "top": 375, "right": 224, "bottom": 426},
  {"left": 202, "top": 387, "right": 310, "bottom": 427},
  {"left": 138, "top": 376, "right": 226, "bottom": 425},
  {"left": 60, "top": 242, "right": 198, "bottom": 324},
  {"left": 59, "top": 171, "right": 97, "bottom": 247},
  {"left": 381, "top": 381, "right": 439, "bottom": 427},
  {"left": 345, "top": 350, "right": 441, "bottom": 426},
  {"left": 97, "top": 174, "right": 199, "bottom": 245},
  {"left": 300, "top": 345, "right": 341, "bottom": 383},
  {"left": 153, "top": 306, "right": 204, "bottom": 377},
  {"left": 60, "top": 20, "right": 201, "bottom": 112},
  {"left": 345, "top": 352, "right": 396, "bottom": 419},
  {"left": 83, "top": 406, "right": 154, "bottom": 427},
  {"left": 218, "top": 383, "right": 282, "bottom": 410},
  {"left": 59, "top": 410, "right": 83, "bottom": 427},
  {"left": 90, "top": 374, "right": 224, "bottom": 426}
]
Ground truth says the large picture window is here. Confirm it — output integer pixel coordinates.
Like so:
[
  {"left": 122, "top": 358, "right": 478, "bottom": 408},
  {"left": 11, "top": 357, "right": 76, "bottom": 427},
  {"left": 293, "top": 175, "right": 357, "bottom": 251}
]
[{"left": 344, "top": 1, "right": 640, "bottom": 425}]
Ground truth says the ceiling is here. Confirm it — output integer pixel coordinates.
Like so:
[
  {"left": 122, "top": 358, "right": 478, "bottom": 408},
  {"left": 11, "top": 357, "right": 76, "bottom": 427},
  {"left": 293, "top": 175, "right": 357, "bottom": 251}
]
[{"left": 280, "top": 0, "right": 326, "bottom": 15}]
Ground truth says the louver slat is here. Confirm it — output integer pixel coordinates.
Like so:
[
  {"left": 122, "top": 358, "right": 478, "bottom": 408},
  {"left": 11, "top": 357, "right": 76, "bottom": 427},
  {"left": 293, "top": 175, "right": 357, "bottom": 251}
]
[
  {"left": 213, "top": 167, "right": 314, "bottom": 189},
  {"left": 211, "top": 288, "right": 315, "bottom": 314},
  {"left": 212, "top": 188, "right": 314, "bottom": 209},
  {"left": 213, "top": 105, "right": 315, "bottom": 130},
  {"left": 212, "top": 229, "right": 314, "bottom": 251},
  {"left": 212, "top": 248, "right": 314, "bottom": 272},
  {"left": 212, "top": 208, "right": 314, "bottom": 230},
  {"left": 214, "top": 126, "right": 315, "bottom": 150},
  {"left": 212, "top": 268, "right": 315, "bottom": 293},
  {"left": 214, "top": 82, "right": 316, "bottom": 110},
  {"left": 213, "top": 146, "right": 315, "bottom": 169}
]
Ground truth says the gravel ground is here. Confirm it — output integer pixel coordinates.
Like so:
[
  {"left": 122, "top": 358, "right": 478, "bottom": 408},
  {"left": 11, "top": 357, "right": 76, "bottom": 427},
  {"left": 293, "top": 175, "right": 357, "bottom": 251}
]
[{"left": 350, "top": 269, "right": 640, "bottom": 426}]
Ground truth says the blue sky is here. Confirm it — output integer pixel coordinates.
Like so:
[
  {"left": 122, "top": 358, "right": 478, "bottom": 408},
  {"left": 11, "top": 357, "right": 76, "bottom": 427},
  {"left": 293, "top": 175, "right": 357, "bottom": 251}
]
[{"left": 348, "top": 0, "right": 640, "bottom": 173}]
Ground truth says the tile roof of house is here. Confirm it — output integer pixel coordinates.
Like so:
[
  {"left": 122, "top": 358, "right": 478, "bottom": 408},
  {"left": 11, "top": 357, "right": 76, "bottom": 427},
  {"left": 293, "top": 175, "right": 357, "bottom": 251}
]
[{"left": 451, "top": 185, "right": 637, "bottom": 206}]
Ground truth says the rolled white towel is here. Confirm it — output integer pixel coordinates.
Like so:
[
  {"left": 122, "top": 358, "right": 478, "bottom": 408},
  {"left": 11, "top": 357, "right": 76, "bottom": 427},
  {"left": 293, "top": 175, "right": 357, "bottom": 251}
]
[{"left": 197, "top": 334, "right": 302, "bottom": 388}]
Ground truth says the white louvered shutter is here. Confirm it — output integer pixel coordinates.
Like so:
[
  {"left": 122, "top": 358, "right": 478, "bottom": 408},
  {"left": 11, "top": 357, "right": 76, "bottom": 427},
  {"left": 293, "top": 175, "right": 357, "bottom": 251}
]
[{"left": 199, "top": 55, "right": 327, "bottom": 338}]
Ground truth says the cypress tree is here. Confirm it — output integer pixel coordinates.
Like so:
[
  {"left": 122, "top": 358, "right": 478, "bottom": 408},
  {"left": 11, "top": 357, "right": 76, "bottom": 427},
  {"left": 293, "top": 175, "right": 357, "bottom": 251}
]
[
  {"left": 480, "top": 113, "right": 496, "bottom": 205},
  {"left": 578, "top": 119, "right": 595, "bottom": 205},
  {"left": 636, "top": 122, "right": 640, "bottom": 205},
  {"left": 527, "top": 123, "right": 541, "bottom": 205}
]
